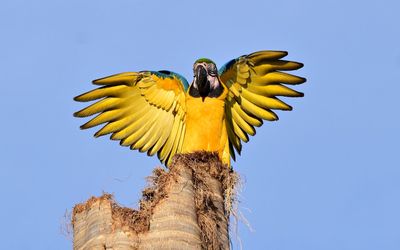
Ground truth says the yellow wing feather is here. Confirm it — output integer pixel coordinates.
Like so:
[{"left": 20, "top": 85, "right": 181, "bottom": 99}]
[
  {"left": 220, "top": 50, "right": 306, "bottom": 156},
  {"left": 74, "top": 71, "right": 187, "bottom": 166}
]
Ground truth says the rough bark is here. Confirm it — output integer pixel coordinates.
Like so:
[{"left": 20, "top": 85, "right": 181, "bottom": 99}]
[{"left": 72, "top": 152, "right": 238, "bottom": 250}]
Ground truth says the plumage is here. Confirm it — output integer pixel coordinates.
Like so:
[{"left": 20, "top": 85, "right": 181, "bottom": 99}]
[
  {"left": 247, "top": 84, "right": 304, "bottom": 97},
  {"left": 74, "top": 51, "right": 305, "bottom": 167},
  {"left": 231, "top": 107, "right": 255, "bottom": 136}
]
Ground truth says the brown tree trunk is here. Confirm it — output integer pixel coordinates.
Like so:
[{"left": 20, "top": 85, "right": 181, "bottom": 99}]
[{"left": 72, "top": 152, "right": 238, "bottom": 250}]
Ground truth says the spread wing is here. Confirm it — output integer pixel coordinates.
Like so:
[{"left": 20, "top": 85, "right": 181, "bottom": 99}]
[
  {"left": 74, "top": 71, "right": 188, "bottom": 166},
  {"left": 219, "top": 51, "right": 306, "bottom": 159}
]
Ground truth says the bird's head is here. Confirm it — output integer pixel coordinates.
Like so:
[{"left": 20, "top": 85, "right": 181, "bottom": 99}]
[{"left": 190, "top": 58, "right": 222, "bottom": 99}]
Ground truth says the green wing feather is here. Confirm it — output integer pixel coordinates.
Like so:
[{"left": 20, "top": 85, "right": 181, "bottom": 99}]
[
  {"left": 74, "top": 71, "right": 187, "bottom": 166},
  {"left": 219, "top": 50, "right": 306, "bottom": 158}
]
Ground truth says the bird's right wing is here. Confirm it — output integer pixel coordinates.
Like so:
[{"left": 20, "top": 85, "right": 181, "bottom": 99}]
[{"left": 74, "top": 71, "right": 188, "bottom": 166}]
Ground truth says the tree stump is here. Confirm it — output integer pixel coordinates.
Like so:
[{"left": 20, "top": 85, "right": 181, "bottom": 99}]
[{"left": 72, "top": 152, "right": 238, "bottom": 250}]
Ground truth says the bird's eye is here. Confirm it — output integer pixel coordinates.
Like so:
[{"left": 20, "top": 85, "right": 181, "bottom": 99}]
[
  {"left": 208, "top": 70, "right": 217, "bottom": 76},
  {"left": 207, "top": 65, "right": 217, "bottom": 76}
]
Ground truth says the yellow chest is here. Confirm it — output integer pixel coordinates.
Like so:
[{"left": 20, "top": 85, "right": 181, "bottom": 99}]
[{"left": 182, "top": 95, "right": 228, "bottom": 156}]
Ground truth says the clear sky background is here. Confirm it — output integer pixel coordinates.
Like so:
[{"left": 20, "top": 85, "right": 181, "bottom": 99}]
[{"left": 1, "top": 0, "right": 399, "bottom": 249}]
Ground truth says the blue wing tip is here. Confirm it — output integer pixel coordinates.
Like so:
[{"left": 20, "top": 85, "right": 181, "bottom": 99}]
[
  {"left": 153, "top": 70, "right": 189, "bottom": 90},
  {"left": 218, "top": 58, "right": 237, "bottom": 75}
]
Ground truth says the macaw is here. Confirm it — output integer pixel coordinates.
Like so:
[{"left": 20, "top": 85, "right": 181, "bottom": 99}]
[{"left": 74, "top": 51, "right": 305, "bottom": 167}]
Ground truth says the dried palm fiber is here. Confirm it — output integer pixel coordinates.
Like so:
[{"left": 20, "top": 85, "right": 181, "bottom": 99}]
[{"left": 72, "top": 152, "right": 239, "bottom": 250}]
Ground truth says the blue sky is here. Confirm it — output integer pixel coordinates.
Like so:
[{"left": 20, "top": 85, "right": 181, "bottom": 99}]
[{"left": 1, "top": 0, "right": 399, "bottom": 249}]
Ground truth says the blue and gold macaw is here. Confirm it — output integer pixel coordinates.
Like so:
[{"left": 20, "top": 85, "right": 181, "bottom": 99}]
[{"left": 74, "top": 51, "right": 305, "bottom": 167}]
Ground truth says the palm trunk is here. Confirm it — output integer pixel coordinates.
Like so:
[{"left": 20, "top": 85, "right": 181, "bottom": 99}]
[
  {"left": 140, "top": 160, "right": 202, "bottom": 249},
  {"left": 72, "top": 152, "right": 237, "bottom": 250}
]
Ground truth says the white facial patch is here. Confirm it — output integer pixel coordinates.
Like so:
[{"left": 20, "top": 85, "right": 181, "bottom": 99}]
[{"left": 207, "top": 75, "right": 219, "bottom": 89}]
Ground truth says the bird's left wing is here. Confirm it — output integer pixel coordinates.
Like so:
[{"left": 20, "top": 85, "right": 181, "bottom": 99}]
[
  {"left": 74, "top": 71, "right": 188, "bottom": 166},
  {"left": 219, "top": 51, "right": 306, "bottom": 160}
]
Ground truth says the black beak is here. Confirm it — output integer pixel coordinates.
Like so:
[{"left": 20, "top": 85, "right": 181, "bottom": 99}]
[{"left": 195, "top": 65, "right": 210, "bottom": 98}]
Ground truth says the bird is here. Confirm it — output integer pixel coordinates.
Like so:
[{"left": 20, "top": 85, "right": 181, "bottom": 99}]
[{"left": 74, "top": 50, "right": 306, "bottom": 167}]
